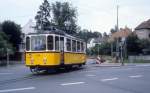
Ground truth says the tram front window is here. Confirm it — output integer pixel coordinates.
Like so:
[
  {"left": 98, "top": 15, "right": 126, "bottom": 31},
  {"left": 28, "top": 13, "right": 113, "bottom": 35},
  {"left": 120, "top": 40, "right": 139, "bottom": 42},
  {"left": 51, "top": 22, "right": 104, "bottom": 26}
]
[{"left": 31, "top": 36, "right": 46, "bottom": 51}]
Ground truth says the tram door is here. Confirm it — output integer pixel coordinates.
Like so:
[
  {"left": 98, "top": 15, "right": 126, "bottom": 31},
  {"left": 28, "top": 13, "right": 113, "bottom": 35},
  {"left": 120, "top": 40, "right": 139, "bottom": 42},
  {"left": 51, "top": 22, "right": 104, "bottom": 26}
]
[{"left": 60, "top": 37, "right": 64, "bottom": 64}]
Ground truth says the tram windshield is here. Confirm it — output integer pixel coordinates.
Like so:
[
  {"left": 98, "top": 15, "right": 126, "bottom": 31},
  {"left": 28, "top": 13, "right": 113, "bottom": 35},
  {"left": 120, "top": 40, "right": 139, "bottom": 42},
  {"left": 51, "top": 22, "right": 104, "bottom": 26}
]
[{"left": 30, "top": 35, "right": 46, "bottom": 51}]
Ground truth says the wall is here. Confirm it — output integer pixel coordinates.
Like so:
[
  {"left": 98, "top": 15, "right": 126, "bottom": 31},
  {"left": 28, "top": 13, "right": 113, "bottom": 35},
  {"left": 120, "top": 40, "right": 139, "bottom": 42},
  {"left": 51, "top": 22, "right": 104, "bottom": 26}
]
[
  {"left": 135, "top": 29, "right": 150, "bottom": 39},
  {"left": 129, "top": 55, "right": 150, "bottom": 63}
]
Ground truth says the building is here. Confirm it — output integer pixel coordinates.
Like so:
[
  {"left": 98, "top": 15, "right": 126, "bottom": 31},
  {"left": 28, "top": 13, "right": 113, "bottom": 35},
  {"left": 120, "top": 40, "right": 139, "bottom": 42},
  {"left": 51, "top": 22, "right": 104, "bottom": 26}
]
[
  {"left": 20, "top": 19, "right": 36, "bottom": 51},
  {"left": 87, "top": 37, "right": 103, "bottom": 48},
  {"left": 19, "top": 19, "right": 36, "bottom": 62},
  {"left": 135, "top": 19, "right": 150, "bottom": 40},
  {"left": 22, "top": 19, "right": 35, "bottom": 35}
]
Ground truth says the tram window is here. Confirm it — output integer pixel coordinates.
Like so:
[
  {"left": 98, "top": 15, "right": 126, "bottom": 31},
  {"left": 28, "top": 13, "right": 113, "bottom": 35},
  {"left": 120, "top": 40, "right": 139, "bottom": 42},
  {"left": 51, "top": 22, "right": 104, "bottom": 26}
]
[
  {"left": 26, "top": 37, "right": 30, "bottom": 51},
  {"left": 81, "top": 42, "right": 84, "bottom": 52},
  {"left": 55, "top": 36, "right": 59, "bottom": 51},
  {"left": 31, "top": 36, "right": 46, "bottom": 51},
  {"left": 66, "top": 39, "right": 71, "bottom": 51},
  {"left": 60, "top": 37, "right": 64, "bottom": 51},
  {"left": 77, "top": 41, "right": 80, "bottom": 52},
  {"left": 47, "top": 36, "right": 53, "bottom": 50},
  {"left": 72, "top": 40, "right": 76, "bottom": 52}
]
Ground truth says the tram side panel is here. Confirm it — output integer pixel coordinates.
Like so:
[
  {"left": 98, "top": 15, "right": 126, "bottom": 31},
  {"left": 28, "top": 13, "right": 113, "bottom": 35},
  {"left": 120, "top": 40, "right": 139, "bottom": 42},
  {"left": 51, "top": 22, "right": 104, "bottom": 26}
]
[
  {"left": 64, "top": 52, "right": 86, "bottom": 65},
  {"left": 25, "top": 52, "right": 61, "bottom": 66}
]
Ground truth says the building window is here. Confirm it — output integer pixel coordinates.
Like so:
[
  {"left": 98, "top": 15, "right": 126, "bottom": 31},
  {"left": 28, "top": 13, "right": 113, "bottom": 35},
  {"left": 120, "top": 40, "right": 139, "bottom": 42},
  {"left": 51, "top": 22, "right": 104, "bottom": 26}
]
[{"left": 47, "top": 35, "right": 53, "bottom": 50}]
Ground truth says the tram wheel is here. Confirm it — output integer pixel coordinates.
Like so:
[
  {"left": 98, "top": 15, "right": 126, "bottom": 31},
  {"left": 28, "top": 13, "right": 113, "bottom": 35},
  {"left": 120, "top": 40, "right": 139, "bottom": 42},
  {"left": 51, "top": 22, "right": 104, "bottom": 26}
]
[{"left": 30, "top": 67, "right": 40, "bottom": 74}]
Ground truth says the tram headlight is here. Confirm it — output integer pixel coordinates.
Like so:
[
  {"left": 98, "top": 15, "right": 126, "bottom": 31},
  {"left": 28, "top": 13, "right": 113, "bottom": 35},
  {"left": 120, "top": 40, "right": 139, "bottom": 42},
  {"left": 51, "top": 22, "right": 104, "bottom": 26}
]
[
  {"left": 43, "top": 58, "right": 47, "bottom": 64},
  {"left": 31, "top": 58, "right": 34, "bottom": 64}
]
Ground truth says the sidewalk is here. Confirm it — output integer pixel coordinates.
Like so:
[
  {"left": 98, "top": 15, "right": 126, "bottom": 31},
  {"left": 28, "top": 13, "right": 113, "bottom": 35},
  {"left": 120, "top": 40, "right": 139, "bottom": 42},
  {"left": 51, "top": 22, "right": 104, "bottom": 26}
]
[
  {"left": 87, "top": 58, "right": 136, "bottom": 67},
  {"left": 0, "top": 63, "right": 25, "bottom": 71}
]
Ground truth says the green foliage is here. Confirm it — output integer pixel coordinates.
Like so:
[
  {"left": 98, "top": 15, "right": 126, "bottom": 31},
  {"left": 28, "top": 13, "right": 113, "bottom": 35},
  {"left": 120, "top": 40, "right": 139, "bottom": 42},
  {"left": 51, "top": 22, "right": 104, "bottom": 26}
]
[
  {"left": 89, "top": 43, "right": 111, "bottom": 55},
  {"left": 35, "top": 0, "right": 77, "bottom": 35},
  {"left": 103, "top": 32, "right": 108, "bottom": 37},
  {"left": 52, "top": 2, "right": 77, "bottom": 35},
  {"left": 126, "top": 33, "right": 141, "bottom": 55},
  {"left": 1, "top": 20, "right": 22, "bottom": 51},
  {"left": 35, "top": 0, "right": 52, "bottom": 30},
  {"left": 139, "top": 39, "right": 150, "bottom": 54},
  {"left": 110, "top": 26, "right": 117, "bottom": 34},
  {"left": 0, "top": 31, "right": 13, "bottom": 57},
  {"left": 77, "top": 29, "right": 102, "bottom": 43}
]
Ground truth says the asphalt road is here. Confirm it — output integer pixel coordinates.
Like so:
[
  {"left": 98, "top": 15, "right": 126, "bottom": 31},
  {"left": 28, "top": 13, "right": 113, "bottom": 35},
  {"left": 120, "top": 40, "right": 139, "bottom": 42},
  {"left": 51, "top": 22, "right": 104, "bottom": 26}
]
[{"left": 0, "top": 62, "right": 150, "bottom": 93}]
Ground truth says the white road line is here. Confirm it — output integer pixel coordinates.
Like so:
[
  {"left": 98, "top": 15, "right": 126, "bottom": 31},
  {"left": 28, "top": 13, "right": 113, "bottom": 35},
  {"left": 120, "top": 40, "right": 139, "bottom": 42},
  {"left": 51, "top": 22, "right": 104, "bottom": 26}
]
[
  {"left": 0, "top": 73, "right": 13, "bottom": 75},
  {"left": 101, "top": 78, "right": 119, "bottom": 82},
  {"left": 136, "top": 65, "right": 150, "bottom": 67},
  {"left": 85, "top": 70, "right": 96, "bottom": 73},
  {"left": 60, "top": 82, "right": 85, "bottom": 86},
  {"left": 129, "top": 75, "right": 143, "bottom": 78},
  {"left": 111, "top": 67, "right": 121, "bottom": 69},
  {"left": 0, "top": 87, "right": 35, "bottom": 93},
  {"left": 86, "top": 74, "right": 96, "bottom": 77}
]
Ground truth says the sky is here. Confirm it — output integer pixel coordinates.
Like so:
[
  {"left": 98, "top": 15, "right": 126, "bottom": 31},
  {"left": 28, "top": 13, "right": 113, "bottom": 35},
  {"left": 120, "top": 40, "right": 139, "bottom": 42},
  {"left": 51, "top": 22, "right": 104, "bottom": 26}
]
[{"left": 0, "top": 0, "right": 150, "bottom": 34}]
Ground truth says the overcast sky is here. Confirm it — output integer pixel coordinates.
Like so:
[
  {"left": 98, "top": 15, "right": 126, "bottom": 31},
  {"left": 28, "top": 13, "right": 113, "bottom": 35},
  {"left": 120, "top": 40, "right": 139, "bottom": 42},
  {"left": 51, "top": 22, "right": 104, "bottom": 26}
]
[{"left": 0, "top": 0, "right": 150, "bottom": 33}]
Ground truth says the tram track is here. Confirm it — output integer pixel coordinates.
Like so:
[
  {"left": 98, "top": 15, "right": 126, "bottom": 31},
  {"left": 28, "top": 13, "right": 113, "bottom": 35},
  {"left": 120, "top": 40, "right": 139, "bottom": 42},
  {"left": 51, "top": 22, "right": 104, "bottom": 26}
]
[
  {"left": 0, "top": 66, "right": 87, "bottom": 87},
  {"left": 0, "top": 74, "right": 37, "bottom": 86},
  {"left": 0, "top": 69, "right": 75, "bottom": 86}
]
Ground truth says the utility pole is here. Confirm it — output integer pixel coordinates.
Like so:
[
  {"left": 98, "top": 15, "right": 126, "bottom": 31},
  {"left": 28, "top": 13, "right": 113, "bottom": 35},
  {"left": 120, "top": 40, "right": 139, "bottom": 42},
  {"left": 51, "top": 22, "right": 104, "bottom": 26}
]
[
  {"left": 116, "top": 4, "right": 119, "bottom": 63},
  {"left": 98, "top": 44, "right": 99, "bottom": 56}
]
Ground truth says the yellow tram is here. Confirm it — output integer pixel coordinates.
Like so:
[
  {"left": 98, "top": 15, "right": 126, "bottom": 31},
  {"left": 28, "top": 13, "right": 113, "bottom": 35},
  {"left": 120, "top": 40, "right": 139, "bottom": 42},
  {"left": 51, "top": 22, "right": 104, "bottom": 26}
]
[{"left": 25, "top": 29, "right": 86, "bottom": 73}]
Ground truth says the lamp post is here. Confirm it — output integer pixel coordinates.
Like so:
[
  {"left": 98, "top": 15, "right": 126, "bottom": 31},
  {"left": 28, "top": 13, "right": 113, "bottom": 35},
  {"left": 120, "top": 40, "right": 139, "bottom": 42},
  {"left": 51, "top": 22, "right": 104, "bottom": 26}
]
[{"left": 6, "top": 48, "right": 10, "bottom": 67}]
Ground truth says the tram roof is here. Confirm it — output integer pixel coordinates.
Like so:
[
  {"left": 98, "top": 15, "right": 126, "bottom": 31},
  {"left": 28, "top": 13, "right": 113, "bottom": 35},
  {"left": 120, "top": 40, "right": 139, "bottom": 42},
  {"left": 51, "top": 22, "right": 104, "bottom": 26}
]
[{"left": 27, "top": 29, "right": 84, "bottom": 42}]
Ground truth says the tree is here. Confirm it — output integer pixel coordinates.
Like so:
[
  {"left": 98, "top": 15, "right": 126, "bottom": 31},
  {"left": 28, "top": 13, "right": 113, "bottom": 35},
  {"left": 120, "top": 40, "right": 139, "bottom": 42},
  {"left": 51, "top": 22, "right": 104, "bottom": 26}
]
[
  {"left": 90, "top": 42, "right": 111, "bottom": 55},
  {"left": 35, "top": 0, "right": 52, "bottom": 30},
  {"left": 126, "top": 33, "right": 141, "bottom": 55},
  {"left": 93, "top": 31, "right": 102, "bottom": 38},
  {"left": 52, "top": 2, "right": 77, "bottom": 35},
  {"left": 1, "top": 20, "right": 22, "bottom": 51},
  {"left": 0, "top": 30, "right": 13, "bottom": 57},
  {"left": 103, "top": 32, "right": 108, "bottom": 37},
  {"left": 139, "top": 39, "right": 150, "bottom": 54},
  {"left": 110, "top": 26, "right": 117, "bottom": 34}
]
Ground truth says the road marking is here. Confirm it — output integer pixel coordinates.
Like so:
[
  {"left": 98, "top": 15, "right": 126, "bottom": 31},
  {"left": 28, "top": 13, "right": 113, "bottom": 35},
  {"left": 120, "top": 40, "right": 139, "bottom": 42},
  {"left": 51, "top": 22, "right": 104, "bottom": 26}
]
[
  {"left": 86, "top": 74, "right": 96, "bottom": 77},
  {"left": 111, "top": 67, "right": 121, "bottom": 69},
  {"left": 101, "top": 78, "right": 119, "bottom": 82},
  {"left": 129, "top": 75, "right": 143, "bottom": 78},
  {"left": 136, "top": 65, "right": 150, "bottom": 67},
  {"left": 60, "top": 82, "right": 85, "bottom": 86},
  {"left": 0, "top": 73, "right": 13, "bottom": 75},
  {"left": 85, "top": 70, "right": 96, "bottom": 72},
  {"left": 0, "top": 87, "right": 35, "bottom": 93},
  {"left": 121, "top": 68, "right": 133, "bottom": 70}
]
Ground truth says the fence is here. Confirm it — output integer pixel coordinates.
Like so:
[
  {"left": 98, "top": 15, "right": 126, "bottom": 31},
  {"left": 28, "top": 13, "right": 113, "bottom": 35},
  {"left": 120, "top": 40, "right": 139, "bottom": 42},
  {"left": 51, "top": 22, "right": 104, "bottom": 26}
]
[{"left": 129, "top": 55, "right": 150, "bottom": 63}]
